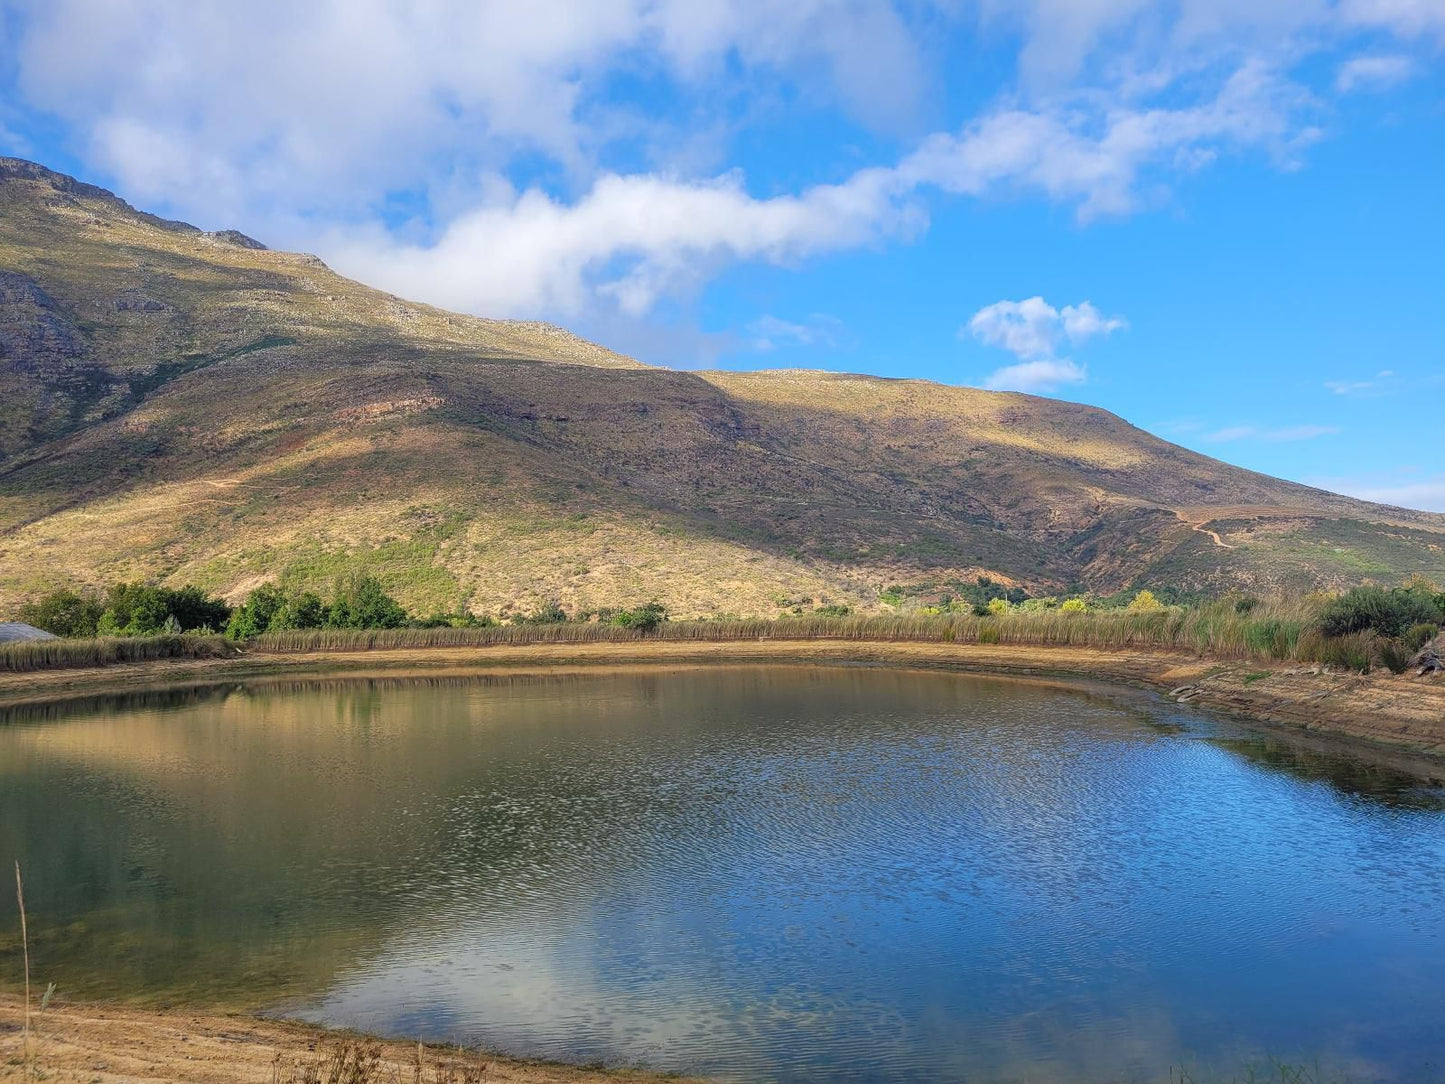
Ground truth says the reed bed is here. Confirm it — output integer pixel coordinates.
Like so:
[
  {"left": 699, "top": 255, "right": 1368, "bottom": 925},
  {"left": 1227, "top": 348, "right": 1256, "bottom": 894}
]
[
  {"left": 0, "top": 633, "right": 234, "bottom": 673},
  {"left": 251, "top": 598, "right": 1350, "bottom": 666},
  {"left": 3, "top": 599, "right": 1395, "bottom": 674}
]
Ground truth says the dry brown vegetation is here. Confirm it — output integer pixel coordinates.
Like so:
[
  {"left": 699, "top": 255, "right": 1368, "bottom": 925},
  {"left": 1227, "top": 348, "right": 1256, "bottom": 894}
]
[
  {"left": 243, "top": 600, "right": 1381, "bottom": 670},
  {"left": 0, "top": 633, "right": 233, "bottom": 672},
  {"left": 3, "top": 156, "right": 1444, "bottom": 622}
]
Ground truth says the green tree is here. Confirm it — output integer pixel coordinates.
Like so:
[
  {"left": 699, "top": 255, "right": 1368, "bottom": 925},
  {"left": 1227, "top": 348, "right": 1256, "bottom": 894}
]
[
  {"left": 95, "top": 582, "right": 231, "bottom": 636},
  {"left": 226, "top": 584, "right": 286, "bottom": 639},
  {"left": 325, "top": 575, "right": 407, "bottom": 629},
  {"left": 18, "top": 589, "right": 103, "bottom": 638}
]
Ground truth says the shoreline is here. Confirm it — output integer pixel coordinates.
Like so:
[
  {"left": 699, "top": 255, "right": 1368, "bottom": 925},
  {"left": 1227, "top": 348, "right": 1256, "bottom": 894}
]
[
  {"left": 1, "top": 638, "right": 1442, "bottom": 768},
  {"left": 0, "top": 995, "right": 692, "bottom": 1083}
]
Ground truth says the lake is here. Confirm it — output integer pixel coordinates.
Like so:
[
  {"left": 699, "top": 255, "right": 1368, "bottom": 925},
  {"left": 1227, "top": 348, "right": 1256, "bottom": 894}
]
[{"left": 2, "top": 665, "right": 1443, "bottom": 1082}]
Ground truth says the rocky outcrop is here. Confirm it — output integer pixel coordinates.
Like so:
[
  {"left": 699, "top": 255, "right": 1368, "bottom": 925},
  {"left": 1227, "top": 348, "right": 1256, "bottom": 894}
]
[
  {"left": 0, "top": 270, "right": 88, "bottom": 371},
  {"left": 1414, "top": 634, "right": 1443, "bottom": 675}
]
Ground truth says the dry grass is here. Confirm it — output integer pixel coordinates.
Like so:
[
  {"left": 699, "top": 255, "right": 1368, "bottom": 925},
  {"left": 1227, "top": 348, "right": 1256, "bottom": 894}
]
[
  {"left": 251, "top": 598, "right": 1382, "bottom": 669},
  {"left": 272, "top": 1039, "right": 493, "bottom": 1084},
  {"left": 0, "top": 633, "right": 234, "bottom": 672}
]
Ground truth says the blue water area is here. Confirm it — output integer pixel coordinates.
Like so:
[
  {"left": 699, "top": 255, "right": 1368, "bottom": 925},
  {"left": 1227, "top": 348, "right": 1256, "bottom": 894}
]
[{"left": 2, "top": 666, "right": 1443, "bottom": 1081}]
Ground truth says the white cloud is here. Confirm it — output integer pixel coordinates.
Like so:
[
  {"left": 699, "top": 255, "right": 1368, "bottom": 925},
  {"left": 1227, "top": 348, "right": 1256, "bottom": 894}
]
[
  {"left": 965, "top": 296, "right": 1124, "bottom": 393},
  {"left": 967, "top": 297, "right": 1125, "bottom": 359},
  {"left": 983, "top": 358, "right": 1089, "bottom": 393},
  {"left": 0, "top": 0, "right": 1437, "bottom": 329},
  {"left": 1340, "top": 0, "right": 1445, "bottom": 38},
  {"left": 1204, "top": 424, "right": 1340, "bottom": 442},
  {"left": 1325, "top": 369, "right": 1397, "bottom": 395},
  {"left": 900, "top": 60, "right": 1320, "bottom": 220},
  {"left": 329, "top": 167, "right": 920, "bottom": 318},
  {"left": 1350, "top": 478, "right": 1445, "bottom": 512},
  {"left": 1313, "top": 470, "right": 1445, "bottom": 513},
  {"left": 1336, "top": 54, "right": 1418, "bottom": 93},
  {"left": 324, "top": 58, "right": 1317, "bottom": 319},
  {"left": 746, "top": 314, "right": 848, "bottom": 353},
  {"left": 4, "top": 0, "right": 934, "bottom": 224}
]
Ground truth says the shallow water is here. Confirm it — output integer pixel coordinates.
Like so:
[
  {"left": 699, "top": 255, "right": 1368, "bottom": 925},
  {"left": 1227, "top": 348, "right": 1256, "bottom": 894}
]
[{"left": 2, "top": 666, "right": 1444, "bottom": 1082}]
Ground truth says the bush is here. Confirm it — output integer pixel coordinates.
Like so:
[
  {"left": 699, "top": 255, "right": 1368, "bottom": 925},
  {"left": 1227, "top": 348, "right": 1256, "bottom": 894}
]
[
  {"left": 227, "top": 583, "right": 286, "bottom": 639},
  {"left": 1060, "top": 598, "right": 1088, "bottom": 613},
  {"left": 18, "top": 589, "right": 104, "bottom": 638},
  {"left": 611, "top": 601, "right": 667, "bottom": 632},
  {"left": 1301, "top": 630, "right": 1376, "bottom": 673},
  {"left": 1126, "top": 590, "right": 1165, "bottom": 613},
  {"left": 512, "top": 602, "right": 568, "bottom": 626},
  {"left": 1405, "top": 623, "right": 1440, "bottom": 652},
  {"left": 93, "top": 582, "right": 231, "bottom": 637},
  {"left": 1316, "top": 585, "right": 1443, "bottom": 640},
  {"left": 1379, "top": 640, "right": 1415, "bottom": 675},
  {"left": 327, "top": 575, "right": 407, "bottom": 630},
  {"left": 228, "top": 585, "right": 328, "bottom": 639},
  {"left": 986, "top": 598, "right": 1011, "bottom": 616}
]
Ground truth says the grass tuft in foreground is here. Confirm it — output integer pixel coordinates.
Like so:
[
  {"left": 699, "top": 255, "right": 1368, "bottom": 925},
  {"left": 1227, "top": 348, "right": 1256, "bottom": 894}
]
[{"left": 273, "top": 1039, "right": 490, "bottom": 1084}]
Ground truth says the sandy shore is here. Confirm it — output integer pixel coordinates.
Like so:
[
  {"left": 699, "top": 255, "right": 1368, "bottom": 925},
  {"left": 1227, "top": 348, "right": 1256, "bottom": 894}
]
[
  {"left": 1, "top": 638, "right": 1443, "bottom": 765},
  {"left": 0, "top": 995, "right": 691, "bottom": 1083}
]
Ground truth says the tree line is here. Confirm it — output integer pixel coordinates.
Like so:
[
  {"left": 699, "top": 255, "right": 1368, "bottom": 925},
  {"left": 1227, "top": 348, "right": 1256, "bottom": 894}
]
[{"left": 18, "top": 577, "right": 670, "bottom": 640}]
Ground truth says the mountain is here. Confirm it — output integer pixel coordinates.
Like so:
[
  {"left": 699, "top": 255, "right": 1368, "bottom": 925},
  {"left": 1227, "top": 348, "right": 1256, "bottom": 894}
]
[{"left": 1, "top": 156, "right": 1442, "bottom": 619}]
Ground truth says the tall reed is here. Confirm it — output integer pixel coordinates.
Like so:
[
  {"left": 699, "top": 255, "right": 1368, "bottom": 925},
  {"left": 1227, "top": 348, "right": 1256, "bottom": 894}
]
[
  {"left": 250, "top": 598, "right": 1351, "bottom": 667},
  {"left": 15, "top": 861, "right": 30, "bottom": 1071},
  {"left": 0, "top": 633, "right": 234, "bottom": 673}
]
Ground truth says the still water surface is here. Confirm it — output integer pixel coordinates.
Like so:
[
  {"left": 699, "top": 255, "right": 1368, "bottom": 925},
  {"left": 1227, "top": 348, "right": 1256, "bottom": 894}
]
[{"left": 2, "top": 666, "right": 1444, "bottom": 1081}]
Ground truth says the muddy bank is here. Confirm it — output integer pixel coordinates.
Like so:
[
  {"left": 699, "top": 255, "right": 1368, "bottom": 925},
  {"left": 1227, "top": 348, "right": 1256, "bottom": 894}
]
[
  {"left": 0, "top": 995, "right": 690, "bottom": 1083},
  {"left": 0, "top": 639, "right": 1441, "bottom": 764}
]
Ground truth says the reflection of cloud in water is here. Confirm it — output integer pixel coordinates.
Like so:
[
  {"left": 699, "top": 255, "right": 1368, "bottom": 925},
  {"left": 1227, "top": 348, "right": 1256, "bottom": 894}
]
[{"left": 301, "top": 901, "right": 1201, "bottom": 1082}]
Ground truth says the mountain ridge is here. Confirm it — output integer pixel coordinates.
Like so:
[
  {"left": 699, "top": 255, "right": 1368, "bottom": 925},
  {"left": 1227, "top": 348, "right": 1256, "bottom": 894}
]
[{"left": 2, "top": 157, "right": 1441, "bottom": 618}]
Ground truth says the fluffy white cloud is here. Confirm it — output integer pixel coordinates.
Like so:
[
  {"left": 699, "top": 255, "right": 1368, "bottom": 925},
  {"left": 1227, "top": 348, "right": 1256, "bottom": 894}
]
[
  {"left": 901, "top": 60, "right": 1320, "bottom": 220},
  {"left": 983, "top": 359, "right": 1089, "bottom": 393},
  {"left": 324, "top": 57, "right": 1316, "bottom": 318},
  {"left": 4, "top": 0, "right": 933, "bottom": 223},
  {"left": 965, "top": 296, "right": 1124, "bottom": 393},
  {"left": 329, "top": 167, "right": 919, "bottom": 318},
  {"left": 968, "top": 297, "right": 1126, "bottom": 360},
  {"left": 0, "top": 0, "right": 1437, "bottom": 327}
]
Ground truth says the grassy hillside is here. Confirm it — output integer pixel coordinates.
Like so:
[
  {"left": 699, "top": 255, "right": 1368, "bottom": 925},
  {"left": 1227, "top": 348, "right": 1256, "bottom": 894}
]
[{"left": 2, "top": 157, "right": 1442, "bottom": 618}]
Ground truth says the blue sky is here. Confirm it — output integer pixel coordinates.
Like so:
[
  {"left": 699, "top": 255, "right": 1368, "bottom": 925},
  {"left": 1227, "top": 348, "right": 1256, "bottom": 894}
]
[{"left": 1, "top": 1, "right": 1442, "bottom": 508}]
